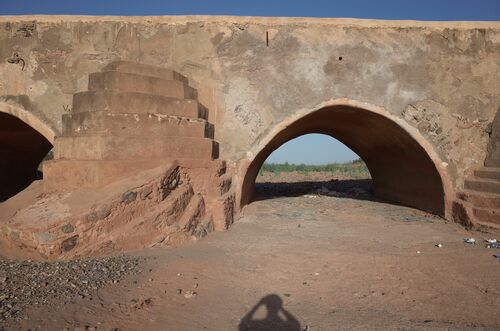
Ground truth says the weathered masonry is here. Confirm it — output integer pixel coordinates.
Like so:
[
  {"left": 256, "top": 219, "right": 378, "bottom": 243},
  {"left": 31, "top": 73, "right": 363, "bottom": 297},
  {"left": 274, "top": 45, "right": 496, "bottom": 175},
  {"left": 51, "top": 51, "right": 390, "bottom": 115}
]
[{"left": 0, "top": 16, "right": 499, "bottom": 258}]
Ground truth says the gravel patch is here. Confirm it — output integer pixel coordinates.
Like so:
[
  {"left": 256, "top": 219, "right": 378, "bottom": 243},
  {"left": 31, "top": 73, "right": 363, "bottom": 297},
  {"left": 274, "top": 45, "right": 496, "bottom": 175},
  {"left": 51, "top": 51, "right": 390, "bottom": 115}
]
[
  {"left": 0, "top": 255, "right": 146, "bottom": 325},
  {"left": 255, "top": 178, "right": 373, "bottom": 199}
]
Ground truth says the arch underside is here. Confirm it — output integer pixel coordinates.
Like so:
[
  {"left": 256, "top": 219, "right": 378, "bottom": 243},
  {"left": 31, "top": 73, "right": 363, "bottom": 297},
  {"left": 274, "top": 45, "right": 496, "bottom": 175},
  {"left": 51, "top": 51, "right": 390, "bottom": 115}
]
[
  {"left": 241, "top": 105, "right": 446, "bottom": 216},
  {"left": 0, "top": 112, "right": 53, "bottom": 201}
]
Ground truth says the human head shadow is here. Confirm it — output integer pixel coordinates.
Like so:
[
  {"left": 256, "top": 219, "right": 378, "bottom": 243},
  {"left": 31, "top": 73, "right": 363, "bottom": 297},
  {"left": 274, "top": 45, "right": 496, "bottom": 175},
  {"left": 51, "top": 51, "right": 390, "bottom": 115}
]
[{"left": 239, "top": 294, "right": 301, "bottom": 331}]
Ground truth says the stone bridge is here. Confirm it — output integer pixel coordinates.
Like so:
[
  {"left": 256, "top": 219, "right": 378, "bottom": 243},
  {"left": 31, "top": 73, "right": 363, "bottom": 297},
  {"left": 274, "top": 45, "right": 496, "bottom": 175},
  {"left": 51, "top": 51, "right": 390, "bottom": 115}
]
[{"left": 0, "top": 16, "right": 499, "bottom": 257}]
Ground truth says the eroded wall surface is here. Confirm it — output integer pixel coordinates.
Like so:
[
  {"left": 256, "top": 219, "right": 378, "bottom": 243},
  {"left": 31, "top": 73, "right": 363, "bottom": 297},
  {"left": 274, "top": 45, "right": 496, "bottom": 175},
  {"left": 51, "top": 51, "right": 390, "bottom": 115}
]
[{"left": 1, "top": 16, "right": 499, "bottom": 194}]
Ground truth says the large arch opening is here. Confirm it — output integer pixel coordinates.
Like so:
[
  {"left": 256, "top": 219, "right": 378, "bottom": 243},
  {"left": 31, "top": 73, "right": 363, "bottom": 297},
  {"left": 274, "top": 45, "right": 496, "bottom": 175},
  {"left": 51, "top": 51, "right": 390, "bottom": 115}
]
[
  {"left": 0, "top": 111, "right": 53, "bottom": 201},
  {"left": 255, "top": 133, "right": 373, "bottom": 201},
  {"left": 240, "top": 102, "right": 451, "bottom": 217}
]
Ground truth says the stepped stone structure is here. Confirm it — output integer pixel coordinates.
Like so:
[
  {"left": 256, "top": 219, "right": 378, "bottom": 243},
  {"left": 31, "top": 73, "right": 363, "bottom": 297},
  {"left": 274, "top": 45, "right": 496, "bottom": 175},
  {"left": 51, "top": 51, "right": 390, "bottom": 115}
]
[
  {"left": 455, "top": 110, "right": 500, "bottom": 227},
  {"left": 0, "top": 16, "right": 499, "bottom": 257},
  {"left": 44, "top": 61, "right": 218, "bottom": 190}
]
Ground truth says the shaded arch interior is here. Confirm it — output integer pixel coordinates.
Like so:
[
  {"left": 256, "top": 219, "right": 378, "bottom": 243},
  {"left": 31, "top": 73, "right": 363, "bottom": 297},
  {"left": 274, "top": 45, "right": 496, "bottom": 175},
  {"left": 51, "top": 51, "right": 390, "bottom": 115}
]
[
  {"left": 0, "top": 112, "right": 53, "bottom": 201},
  {"left": 241, "top": 105, "right": 445, "bottom": 216}
]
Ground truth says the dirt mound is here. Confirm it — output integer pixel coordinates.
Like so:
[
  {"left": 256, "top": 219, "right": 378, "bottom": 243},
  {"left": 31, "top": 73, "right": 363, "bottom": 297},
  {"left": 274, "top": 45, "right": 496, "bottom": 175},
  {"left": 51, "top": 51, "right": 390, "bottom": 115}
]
[{"left": 0, "top": 161, "right": 235, "bottom": 260}]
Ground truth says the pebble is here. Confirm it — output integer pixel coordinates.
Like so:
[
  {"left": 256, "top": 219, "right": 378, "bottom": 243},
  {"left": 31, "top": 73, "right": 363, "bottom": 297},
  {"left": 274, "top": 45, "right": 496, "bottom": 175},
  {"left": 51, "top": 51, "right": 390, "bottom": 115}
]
[
  {"left": 183, "top": 291, "right": 197, "bottom": 299},
  {"left": 464, "top": 238, "right": 476, "bottom": 244},
  {"left": 60, "top": 223, "right": 75, "bottom": 234},
  {"left": 121, "top": 191, "right": 138, "bottom": 204}
]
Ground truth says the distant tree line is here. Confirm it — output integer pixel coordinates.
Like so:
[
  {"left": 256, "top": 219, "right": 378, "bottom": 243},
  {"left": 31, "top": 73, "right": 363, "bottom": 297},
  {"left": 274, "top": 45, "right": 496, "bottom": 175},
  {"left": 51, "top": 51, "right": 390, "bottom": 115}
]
[{"left": 259, "top": 158, "right": 370, "bottom": 178}]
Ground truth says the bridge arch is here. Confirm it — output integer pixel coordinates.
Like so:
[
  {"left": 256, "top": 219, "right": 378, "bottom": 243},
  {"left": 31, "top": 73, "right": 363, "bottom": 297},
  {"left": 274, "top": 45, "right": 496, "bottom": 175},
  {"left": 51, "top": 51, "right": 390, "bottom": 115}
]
[
  {"left": 0, "top": 102, "right": 54, "bottom": 201},
  {"left": 238, "top": 98, "right": 453, "bottom": 218}
]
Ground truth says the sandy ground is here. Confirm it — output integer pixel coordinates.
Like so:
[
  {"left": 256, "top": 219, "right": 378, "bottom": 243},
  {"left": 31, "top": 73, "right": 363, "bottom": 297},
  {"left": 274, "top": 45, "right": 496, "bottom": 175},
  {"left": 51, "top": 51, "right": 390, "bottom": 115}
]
[{"left": 2, "top": 175, "right": 500, "bottom": 331}]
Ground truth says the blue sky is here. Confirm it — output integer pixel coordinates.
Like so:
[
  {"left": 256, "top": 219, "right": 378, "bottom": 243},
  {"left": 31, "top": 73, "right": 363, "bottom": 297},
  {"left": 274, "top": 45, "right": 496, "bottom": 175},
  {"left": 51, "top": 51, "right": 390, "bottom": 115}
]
[
  {"left": 1, "top": 0, "right": 499, "bottom": 21},
  {"left": 267, "top": 134, "right": 360, "bottom": 165},
  {"left": 1, "top": 0, "right": 498, "bottom": 164}
]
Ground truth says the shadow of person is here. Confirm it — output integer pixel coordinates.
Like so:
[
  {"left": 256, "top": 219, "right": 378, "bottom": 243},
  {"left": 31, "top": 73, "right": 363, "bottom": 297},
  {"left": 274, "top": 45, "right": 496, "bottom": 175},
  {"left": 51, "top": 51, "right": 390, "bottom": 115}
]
[{"left": 239, "top": 294, "right": 301, "bottom": 331}]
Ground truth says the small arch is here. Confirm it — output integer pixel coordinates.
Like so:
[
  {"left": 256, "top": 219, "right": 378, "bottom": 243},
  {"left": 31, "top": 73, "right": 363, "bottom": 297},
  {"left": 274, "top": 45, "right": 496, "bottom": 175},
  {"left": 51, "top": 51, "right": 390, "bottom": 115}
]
[
  {"left": 0, "top": 102, "right": 55, "bottom": 144},
  {"left": 0, "top": 102, "right": 54, "bottom": 201},
  {"left": 238, "top": 98, "right": 453, "bottom": 218}
]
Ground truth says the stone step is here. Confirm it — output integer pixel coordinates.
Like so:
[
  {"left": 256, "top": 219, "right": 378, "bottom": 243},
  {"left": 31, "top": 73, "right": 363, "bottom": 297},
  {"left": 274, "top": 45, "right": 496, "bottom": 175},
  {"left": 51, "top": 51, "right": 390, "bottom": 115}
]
[
  {"left": 474, "top": 167, "right": 500, "bottom": 181},
  {"left": 464, "top": 178, "right": 500, "bottom": 194},
  {"left": 101, "top": 61, "right": 189, "bottom": 84},
  {"left": 473, "top": 207, "right": 500, "bottom": 226},
  {"left": 62, "top": 111, "right": 213, "bottom": 139},
  {"left": 43, "top": 160, "right": 151, "bottom": 191},
  {"left": 88, "top": 71, "right": 197, "bottom": 99},
  {"left": 210, "top": 191, "right": 236, "bottom": 231},
  {"left": 72, "top": 91, "right": 207, "bottom": 119},
  {"left": 177, "top": 194, "right": 205, "bottom": 234},
  {"left": 457, "top": 190, "right": 500, "bottom": 209},
  {"left": 43, "top": 159, "right": 166, "bottom": 191},
  {"left": 54, "top": 135, "right": 217, "bottom": 161},
  {"left": 152, "top": 184, "right": 195, "bottom": 230},
  {"left": 211, "top": 173, "right": 233, "bottom": 196}
]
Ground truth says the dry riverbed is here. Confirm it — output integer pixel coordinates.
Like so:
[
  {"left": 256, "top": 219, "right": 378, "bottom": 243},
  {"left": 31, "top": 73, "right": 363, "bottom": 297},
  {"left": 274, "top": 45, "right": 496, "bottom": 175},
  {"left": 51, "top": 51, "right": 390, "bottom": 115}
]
[{"left": 1, "top": 174, "right": 499, "bottom": 330}]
